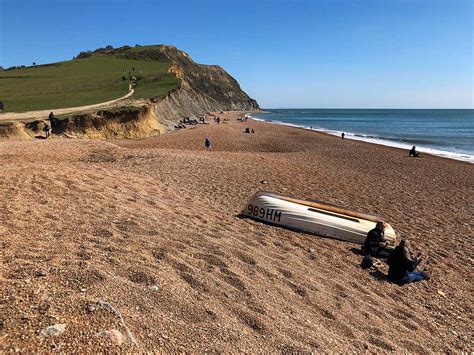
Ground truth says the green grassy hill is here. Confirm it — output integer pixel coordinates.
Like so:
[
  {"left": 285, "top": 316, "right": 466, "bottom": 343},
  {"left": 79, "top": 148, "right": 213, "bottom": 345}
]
[{"left": 0, "top": 47, "right": 179, "bottom": 112}]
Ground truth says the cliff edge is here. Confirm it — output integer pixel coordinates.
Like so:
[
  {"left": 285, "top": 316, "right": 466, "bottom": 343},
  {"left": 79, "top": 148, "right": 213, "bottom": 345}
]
[
  {"left": 0, "top": 44, "right": 259, "bottom": 139},
  {"left": 120, "top": 45, "right": 259, "bottom": 122}
]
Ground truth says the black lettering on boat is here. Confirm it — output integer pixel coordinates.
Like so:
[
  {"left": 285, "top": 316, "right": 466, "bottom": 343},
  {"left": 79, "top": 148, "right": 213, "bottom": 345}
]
[
  {"left": 247, "top": 204, "right": 282, "bottom": 222},
  {"left": 253, "top": 205, "right": 259, "bottom": 216},
  {"left": 274, "top": 210, "right": 282, "bottom": 222},
  {"left": 266, "top": 209, "right": 274, "bottom": 220}
]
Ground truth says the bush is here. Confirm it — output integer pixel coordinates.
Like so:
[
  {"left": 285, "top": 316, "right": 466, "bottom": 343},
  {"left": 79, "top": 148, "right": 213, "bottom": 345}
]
[{"left": 76, "top": 51, "right": 92, "bottom": 59}]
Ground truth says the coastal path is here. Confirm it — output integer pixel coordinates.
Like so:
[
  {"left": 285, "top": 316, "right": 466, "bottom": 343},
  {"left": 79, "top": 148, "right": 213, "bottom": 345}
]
[{"left": 0, "top": 84, "right": 134, "bottom": 123}]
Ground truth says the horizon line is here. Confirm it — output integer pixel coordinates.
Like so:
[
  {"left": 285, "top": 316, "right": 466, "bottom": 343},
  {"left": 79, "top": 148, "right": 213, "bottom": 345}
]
[{"left": 262, "top": 107, "right": 474, "bottom": 110}]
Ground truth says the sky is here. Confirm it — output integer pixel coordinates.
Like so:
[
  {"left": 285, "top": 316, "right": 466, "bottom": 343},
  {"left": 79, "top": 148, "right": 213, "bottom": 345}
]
[{"left": 0, "top": 0, "right": 472, "bottom": 108}]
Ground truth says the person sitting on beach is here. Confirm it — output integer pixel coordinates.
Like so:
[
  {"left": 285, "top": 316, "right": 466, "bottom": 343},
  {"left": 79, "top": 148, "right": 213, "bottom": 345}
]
[
  {"left": 409, "top": 145, "right": 420, "bottom": 157},
  {"left": 388, "top": 239, "right": 429, "bottom": 284},
  {"left": 363, "top": 221, "right": 391, "bottom": 258}
]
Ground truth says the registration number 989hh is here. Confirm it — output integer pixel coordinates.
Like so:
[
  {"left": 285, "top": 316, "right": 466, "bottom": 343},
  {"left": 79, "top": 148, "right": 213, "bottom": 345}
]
[{"left": 247, "top": 204, "right": 282, "bottom": 222}]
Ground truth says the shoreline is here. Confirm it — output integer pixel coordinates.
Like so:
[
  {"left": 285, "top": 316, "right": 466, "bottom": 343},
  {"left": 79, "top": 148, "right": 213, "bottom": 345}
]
[{"left": 248, "top": 114, "right": 474, "bottom": 164}]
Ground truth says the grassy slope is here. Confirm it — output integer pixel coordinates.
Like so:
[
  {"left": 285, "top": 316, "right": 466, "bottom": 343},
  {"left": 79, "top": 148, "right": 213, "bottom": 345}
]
[{"left": 0, "top": 53, "right": 179, "bottom": 112}]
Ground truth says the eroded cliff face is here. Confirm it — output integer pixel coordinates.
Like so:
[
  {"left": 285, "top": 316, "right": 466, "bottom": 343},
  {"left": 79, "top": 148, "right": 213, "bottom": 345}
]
[
  {"left": 54, "top": 105, "right": 164, "bottom": 139},
  {"left": 0, "top": 106, "right": 163, "bottom": 140},
  {"left": 0, "top": 45, "right": 259, "bottom": 140},
  {"left": 135, "top": 45, "right": 259, "bottom": 123}
]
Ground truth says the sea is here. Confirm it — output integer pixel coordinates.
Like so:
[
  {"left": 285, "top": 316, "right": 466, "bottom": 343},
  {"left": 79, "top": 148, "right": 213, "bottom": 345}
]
[{"left": 250, "top": 109, "right": 474, "bottom": 163}]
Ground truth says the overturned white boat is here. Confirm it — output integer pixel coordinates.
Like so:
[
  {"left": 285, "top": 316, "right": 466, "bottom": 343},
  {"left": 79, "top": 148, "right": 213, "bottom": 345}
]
[{"left": 243, "top": 191, "right": 396, "bottom": 245}]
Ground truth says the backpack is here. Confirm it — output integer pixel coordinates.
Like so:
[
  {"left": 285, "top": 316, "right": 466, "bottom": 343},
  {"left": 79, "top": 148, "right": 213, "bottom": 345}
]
[{"left": 361, "top": 255, "right": 374, "bottom": 269}]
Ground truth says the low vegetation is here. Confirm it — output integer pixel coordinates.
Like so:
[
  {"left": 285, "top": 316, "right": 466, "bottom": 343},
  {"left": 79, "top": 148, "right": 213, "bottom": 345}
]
[{"left": 0, "top": 46, "right": 180, "bottom": 112}]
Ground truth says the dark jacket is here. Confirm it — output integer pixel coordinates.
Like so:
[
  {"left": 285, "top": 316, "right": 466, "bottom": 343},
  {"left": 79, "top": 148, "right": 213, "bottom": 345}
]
[
  {"left": 364, "top": 228, "right": 386, "bottom": 256},
  {"left": 387, "top": 246, "right": 417, "bottom": 284}
]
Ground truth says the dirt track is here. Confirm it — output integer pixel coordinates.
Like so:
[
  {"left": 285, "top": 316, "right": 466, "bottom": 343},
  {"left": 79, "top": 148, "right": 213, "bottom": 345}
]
[{"left": 0, "top": 85, "right": 134, "bottom": 123}]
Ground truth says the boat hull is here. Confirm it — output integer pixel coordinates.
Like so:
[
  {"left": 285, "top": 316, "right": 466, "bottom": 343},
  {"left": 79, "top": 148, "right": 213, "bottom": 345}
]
[{"left": 243, "top": 191, "right": 397, "bottom": 245}]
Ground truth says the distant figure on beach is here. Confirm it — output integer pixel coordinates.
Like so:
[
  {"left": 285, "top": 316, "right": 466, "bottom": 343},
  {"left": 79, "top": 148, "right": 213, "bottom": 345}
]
[
  {"left": 205, "top": 137, "right": 211, "bottom": 150},
  {"left": 43, "top": 124, "right": 51, "bottom": 139},
  {"left": 48, "top": 111, "right": 56, "bottom": 130},
  {"left": 363, "top": 221, "right": 391, "bottom": 258},
  {"left": 217, "top": 116, "right": 221, "bottom": 125},
  {"left": 388, "top": 239, "right": 429, "bottom": 284},
  {"left": 341, "top": 132, "right": 345, "bottom": 139},
  {"left": 409, "top": 145, "right": 420, "bottom": 157}
]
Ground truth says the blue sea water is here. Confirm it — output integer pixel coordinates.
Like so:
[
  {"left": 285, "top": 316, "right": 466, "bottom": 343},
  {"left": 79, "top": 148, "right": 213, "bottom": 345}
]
[{"left": 251, "top": 109, "right": 474, "bottom": 163}]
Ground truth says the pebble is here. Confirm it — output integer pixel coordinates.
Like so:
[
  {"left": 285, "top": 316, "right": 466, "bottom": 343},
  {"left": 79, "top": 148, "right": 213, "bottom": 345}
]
[
  {"left": 309, "top": 248, "right": 316, "bottom": 254},
  {"left": 260, "top": 179, "right": 268, "bottom": 184},
  {"left": 149, "top": 285, "right": 159, "bottom": 291},
  {"left": 39, "top": 323, "right": 66, "bottom": 337},
  {"left": 95, "top": 329, "right": 124, "bottom": 345},
  {"left": 80, "top": 288, "right": 87, "bottom": 292}
]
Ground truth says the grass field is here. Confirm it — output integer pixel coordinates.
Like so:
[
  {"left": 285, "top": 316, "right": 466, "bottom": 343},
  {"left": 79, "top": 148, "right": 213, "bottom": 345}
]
[{"left": 0, "top": 54, "right": 179, "bottom": 112}]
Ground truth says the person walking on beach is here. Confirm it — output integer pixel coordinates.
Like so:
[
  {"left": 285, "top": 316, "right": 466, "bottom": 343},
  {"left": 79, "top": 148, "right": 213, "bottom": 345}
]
[
  {"left": 205, "top": 137, "right": 212, "bottom": 150},
  {"left": 43, "top": 124, "right": 51, "bottom": 139},
  {"left": 387, "top": 239, "right": 429, "bottom": 284},
  {"left": 48, "top": 111, "right": 57, "bottom": 131},
  {"left": 409, "top": 145, "right": 420, "bottom": 157},
  {"left": 341, "top": 132, "right": 345, "bottom": 139},
  {"left": 363, "top": 221, "right": 391, "bottom": 258}
]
